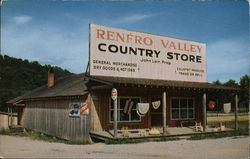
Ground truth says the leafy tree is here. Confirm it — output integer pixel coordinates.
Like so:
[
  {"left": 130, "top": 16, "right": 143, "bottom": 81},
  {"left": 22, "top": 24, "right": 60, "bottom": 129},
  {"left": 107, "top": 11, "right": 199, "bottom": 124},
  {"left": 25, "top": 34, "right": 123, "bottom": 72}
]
[
  {"left": 239, "top": 75, "right": 249, "bottom": 112},
  {"left": 212, "top": 75, "right": 249, "bottom": 113},
  {"left": 0, "top": 54, "right": 74, "bottom": 112},
  {"left": 223, "top": 79, "right": 239, "bottom": 88},
  {"left": 212, "top": 80, "right": 222, "bottom": 85}
]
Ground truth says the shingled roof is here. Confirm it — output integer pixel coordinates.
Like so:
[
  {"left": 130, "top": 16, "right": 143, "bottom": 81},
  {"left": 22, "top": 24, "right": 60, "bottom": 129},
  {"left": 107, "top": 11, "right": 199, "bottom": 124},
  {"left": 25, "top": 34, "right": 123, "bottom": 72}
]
[{"left": 7, "top": 74, "right": 88, "bottom": 105}]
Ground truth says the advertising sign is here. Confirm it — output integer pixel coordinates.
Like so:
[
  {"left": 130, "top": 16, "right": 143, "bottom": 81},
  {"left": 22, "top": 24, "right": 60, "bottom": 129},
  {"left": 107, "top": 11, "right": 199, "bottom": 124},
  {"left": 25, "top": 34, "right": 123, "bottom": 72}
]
[
  {"left": 69, "top": 103, "right": 80, "bottom": 117},
  {"left": 80, "top": 102, "right": 90, "bottom": 115},
  {"left": 90, "top": 24, "right": 206, "bottom": 82},
  {"left": 69, "top": 102, "right": 90, "bottom": 116}
]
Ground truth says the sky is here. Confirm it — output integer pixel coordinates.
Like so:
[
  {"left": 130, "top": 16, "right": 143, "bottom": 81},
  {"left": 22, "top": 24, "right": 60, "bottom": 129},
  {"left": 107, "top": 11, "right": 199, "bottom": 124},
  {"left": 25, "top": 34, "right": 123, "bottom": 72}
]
[{"left": 1, "top": 0, "right": 249, "bottom": 83}]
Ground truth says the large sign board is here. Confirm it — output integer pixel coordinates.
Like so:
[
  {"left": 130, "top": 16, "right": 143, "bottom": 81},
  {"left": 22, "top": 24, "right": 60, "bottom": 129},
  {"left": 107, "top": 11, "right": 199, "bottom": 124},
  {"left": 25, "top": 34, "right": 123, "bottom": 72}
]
[{"left": 89, "top": 24, "right": 206, "bottom": 82}]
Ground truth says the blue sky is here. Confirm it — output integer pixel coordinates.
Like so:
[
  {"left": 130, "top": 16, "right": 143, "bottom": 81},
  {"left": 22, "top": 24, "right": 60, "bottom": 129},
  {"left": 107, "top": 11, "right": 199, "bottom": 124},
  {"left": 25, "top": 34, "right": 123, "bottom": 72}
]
[{"left": 1, "top": 0, "right": 249, "bottom": 82}]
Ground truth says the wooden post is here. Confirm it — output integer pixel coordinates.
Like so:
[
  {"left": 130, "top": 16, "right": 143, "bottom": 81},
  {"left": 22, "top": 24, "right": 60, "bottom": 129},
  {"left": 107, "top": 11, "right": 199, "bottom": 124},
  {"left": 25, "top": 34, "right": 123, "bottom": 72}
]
[
  {"left": 111, "top": 88, "right": 118, "bottom": 137},
  {"left": 202, "top": 93, "right": 206, "bottom": 132},
  {"left": 163, "top": 91, "right": 167, "bottom": 136},
  {"left": 7, "top": 106, "right": 10, "bottom": 127},
  {"left": 235, "top": 94, "right": 238, "bottom": 130},
  {"left": 216, "top": 98, "right": 219, "bottom": 117},
  {"left": 114, "top": 98, "right": 118, "bottom": 137}
]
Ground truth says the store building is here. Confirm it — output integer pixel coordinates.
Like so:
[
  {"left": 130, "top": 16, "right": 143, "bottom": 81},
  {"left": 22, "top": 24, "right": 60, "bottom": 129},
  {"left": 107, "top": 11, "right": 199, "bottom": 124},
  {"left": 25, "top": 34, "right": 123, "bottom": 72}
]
[{"left": 7, "top": 24, "right": 241, "bottom": 141}]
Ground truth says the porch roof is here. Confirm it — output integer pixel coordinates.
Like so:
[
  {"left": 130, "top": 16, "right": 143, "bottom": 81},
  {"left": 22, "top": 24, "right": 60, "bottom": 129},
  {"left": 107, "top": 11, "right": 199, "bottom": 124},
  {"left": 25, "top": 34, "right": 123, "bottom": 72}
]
[{"left": 85, "top": 75, "right": 241, "bottom": 92}]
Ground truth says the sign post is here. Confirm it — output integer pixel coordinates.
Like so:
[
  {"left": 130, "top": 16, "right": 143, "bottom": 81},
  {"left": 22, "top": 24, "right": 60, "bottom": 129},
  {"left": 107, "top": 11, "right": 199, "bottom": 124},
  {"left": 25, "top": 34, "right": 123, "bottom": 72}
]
[{"left": 111, "top": 88, "right": 118, "bottom": 137}]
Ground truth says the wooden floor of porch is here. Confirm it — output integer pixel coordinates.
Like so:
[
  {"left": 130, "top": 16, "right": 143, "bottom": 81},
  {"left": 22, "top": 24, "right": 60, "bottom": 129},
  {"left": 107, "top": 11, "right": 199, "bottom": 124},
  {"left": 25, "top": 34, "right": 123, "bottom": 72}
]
[{"left": 90, "top": 126, "right": 234, "bottom": 142}]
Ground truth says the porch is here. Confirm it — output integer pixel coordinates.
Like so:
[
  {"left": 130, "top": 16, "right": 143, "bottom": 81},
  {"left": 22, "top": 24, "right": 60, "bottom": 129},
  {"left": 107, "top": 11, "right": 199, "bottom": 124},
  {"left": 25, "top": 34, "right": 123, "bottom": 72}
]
[{"left": 90, "top": 125, "right": 234, "bottom": 142}]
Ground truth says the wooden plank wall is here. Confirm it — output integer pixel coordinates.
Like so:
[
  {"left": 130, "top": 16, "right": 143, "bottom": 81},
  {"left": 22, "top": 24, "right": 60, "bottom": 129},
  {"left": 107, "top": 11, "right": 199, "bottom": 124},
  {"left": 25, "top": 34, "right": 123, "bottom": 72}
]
[
  {"left": 89, "top": 93, "right": 103, "bottom": 132},
  {"left": 21, "top": 96, "right": 91, "bottom": 141}
]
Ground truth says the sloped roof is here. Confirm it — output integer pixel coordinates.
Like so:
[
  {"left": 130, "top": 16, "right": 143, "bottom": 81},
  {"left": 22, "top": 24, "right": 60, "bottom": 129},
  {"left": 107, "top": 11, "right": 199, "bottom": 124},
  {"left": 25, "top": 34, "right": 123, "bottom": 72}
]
[
  {"left": 7, "top": 73, "right": 241, "bottom": 105},
  {"left": 7, "top": 74, "right": 88, "bottom": 104}
]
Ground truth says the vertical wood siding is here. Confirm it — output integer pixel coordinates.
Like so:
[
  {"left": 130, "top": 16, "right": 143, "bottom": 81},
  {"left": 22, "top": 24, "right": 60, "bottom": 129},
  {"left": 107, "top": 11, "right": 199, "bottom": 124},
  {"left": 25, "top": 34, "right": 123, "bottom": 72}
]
[{"left": 22, "top": 97, "right": 90, "bottom": 141}]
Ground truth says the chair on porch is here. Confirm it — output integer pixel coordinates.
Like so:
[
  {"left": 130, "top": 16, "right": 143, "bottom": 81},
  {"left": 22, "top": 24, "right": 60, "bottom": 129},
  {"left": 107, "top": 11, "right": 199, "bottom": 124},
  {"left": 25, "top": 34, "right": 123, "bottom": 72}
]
[{"left": 194, "top": 121, "right": 203, "bottom": 132}]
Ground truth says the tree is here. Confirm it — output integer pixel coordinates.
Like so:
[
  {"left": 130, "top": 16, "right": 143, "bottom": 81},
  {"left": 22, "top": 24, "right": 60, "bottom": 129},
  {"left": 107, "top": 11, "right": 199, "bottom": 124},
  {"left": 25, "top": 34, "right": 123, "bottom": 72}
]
[
  {"left": 239, "top": 74, "right": 249, "bottom": 112},
  {"left": 0, "top": 54, "right": 74, "bottom": 112},
  {"left": 212, "top": 80, "right": 222, "bottom": 85},
  {"left": 223, "top": 79, "right": 239, "bottom": 88}
]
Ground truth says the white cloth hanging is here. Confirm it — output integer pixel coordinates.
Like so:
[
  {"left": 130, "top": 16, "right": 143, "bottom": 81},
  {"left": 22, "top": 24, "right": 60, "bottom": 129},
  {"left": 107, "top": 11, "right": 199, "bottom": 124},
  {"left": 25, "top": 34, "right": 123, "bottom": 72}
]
[
  {"left": 136, "top": 103, "right": 149, "bottom": 117},
  {"left": 152, "top": 101, "right": 161, "bottom": 109},
  {"left": 223, "top": 103, "right": 231, "bottom": 114}
]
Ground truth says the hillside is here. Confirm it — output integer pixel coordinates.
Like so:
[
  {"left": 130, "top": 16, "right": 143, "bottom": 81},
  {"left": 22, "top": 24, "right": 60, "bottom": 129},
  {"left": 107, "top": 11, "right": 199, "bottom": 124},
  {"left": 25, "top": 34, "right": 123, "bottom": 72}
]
[{"left": 0, "top": 54, "right": 74, "bottom": 111}]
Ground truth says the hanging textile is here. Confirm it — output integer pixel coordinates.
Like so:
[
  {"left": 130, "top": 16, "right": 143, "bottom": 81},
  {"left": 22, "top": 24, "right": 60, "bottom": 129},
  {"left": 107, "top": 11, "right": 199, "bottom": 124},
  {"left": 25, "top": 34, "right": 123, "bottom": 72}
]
[
  {"left": 152, "top": 100, "right": 161, "bottom": 109},
  {"left": 223, "top": 103, "right": 231, "bottom": 114},
  {"left": 123, "top": 100, "right": 130, "bottom": 114},
  {"left": 136, "top": 103, "right": 150, "bottom": 117},
  {"left": 127, "top": 101, "right": 134, "bottom": 114}
]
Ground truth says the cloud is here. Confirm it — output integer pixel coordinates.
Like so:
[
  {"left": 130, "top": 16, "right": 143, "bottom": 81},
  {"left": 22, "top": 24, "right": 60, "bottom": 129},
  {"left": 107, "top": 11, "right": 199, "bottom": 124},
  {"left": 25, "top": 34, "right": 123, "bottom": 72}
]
[
  {"left": 13, "top": 15, "right": 32, "bottom": 24},
  {"left": 206, "top": 38, "right": 248, "bottom": 82},
  {"left": 2, "top": 23, "right": 88, "bottom": 73},
  {"left": 111, "top": 13, "right": 157, "bottom": 25}
]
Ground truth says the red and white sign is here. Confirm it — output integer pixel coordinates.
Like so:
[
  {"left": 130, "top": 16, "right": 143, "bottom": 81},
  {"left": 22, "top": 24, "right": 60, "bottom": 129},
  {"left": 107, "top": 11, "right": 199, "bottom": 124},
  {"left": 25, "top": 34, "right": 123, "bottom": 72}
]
[
  {"left": 89, "top": 24, "right": 206, "bottom": 82},
  {"left": 80, "top": 102, "right": 90, "bottom": 115}
]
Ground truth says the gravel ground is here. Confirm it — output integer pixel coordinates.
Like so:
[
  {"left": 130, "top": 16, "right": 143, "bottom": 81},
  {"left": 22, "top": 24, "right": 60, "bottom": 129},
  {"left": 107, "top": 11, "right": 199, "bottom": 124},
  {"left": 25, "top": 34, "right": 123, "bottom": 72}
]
[{"left": 0, "top": 135, "right": 249, "bottom": 159}]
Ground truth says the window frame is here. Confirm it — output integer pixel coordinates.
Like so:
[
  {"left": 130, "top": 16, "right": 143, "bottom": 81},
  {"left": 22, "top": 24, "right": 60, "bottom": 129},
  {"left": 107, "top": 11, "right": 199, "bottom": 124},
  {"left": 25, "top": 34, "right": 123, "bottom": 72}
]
[
  {"left": 170, "top": 97, "right": 195, "bottom": 120},
  {"left": 109, "top": 96, "right": 142, "bottom": 123}
]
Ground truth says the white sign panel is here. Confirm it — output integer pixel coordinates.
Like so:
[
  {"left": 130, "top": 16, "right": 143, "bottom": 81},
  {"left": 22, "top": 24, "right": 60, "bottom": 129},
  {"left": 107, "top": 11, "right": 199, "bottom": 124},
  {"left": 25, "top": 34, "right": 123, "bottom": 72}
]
[{"left": 89, "top": 24, "right": 206, "bottom": 82}]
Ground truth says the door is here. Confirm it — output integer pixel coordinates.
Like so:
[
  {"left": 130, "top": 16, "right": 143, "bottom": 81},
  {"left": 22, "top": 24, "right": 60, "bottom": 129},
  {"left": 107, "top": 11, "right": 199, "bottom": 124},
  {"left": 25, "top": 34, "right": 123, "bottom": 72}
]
[{"left": 150, "top": 98, "right": 163, "bottom": 127}]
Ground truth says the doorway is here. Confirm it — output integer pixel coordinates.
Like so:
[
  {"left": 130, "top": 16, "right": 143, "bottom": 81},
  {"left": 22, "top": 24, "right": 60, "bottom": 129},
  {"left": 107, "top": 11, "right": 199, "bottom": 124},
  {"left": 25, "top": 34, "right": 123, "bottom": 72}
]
[{"left": 150, "top": 98, "right": 162, "bottom": 127}]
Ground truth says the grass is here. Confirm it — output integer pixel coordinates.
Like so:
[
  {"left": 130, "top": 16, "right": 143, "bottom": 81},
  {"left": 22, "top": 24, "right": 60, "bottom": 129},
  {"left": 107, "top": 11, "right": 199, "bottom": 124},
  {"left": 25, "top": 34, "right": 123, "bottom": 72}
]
[
  {"left": 191, "top": 119, "right": 249, "bottom": 140},
  {"left": 0, "top": 128, "right": 90, "bottom": 145},
  {"left": 105, "top": 137, "right": 180, "bottom": 144},
  {"left": 188, "top": 130, "right": 249, "bottom": 140},
  {"left": 207, "top": 120, "right": 249, "bottom": 132}
]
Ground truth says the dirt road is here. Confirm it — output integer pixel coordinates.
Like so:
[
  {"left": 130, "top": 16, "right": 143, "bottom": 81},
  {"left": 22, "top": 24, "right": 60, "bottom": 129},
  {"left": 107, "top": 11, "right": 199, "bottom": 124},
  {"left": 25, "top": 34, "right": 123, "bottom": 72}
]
[{"left": 0, "top": 135, "right": 249, "bottom": 159}]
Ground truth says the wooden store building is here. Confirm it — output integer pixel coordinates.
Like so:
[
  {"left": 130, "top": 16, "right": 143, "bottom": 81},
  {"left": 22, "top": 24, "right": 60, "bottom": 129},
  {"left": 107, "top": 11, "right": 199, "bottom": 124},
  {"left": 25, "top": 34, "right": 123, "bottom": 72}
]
[{"left": 7, "top": 24, "right": 241, "bottom": 141}]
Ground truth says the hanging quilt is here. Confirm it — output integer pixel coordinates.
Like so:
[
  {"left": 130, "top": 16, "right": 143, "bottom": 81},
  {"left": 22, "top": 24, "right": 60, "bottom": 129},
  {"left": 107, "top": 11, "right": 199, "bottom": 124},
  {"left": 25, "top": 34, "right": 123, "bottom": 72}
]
[
  {"left": 136, "top": 103, "right": 150, "bottom": 117},
  {"left": 223, "top": 103, "right": 231, "bottom": 114}
]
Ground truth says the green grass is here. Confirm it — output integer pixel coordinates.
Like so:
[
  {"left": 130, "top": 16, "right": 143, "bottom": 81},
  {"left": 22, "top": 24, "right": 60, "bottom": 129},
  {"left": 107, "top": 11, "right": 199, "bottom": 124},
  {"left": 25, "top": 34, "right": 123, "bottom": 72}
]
[
  {"left": 105, "top": 137, "right": 180, "bottom": 145},
  {"left": 208, "top": 120, "right": 249, "bottom": 130},
  {"left": 0, "top": 128, "right": 90, "bottom": 145},
  {"left": 188, "top": 130, "right": 249, "bottom": 140}
]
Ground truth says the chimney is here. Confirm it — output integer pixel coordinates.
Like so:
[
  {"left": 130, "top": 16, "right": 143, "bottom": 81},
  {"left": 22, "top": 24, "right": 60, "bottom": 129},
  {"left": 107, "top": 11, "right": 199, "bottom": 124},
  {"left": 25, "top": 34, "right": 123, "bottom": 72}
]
[{"left": 47, "top": 68, "right": 54, "bottom": 88}]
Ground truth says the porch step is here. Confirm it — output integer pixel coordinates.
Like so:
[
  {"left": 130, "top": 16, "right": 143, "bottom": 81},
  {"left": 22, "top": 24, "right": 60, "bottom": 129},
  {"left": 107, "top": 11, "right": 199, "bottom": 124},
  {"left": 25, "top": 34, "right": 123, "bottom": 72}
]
[{"left": 90, "top": 131, "right": 113, "bottom": 142}]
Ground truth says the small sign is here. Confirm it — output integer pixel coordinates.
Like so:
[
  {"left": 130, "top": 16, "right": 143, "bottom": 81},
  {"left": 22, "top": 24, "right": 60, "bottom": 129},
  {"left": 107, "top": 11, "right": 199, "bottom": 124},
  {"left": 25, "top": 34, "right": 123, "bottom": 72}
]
[
  {"left": 111, "top": 88, "right": 117, "bottom": 101},
  {"left": 209, "top": 101, "right": 215, "bottom": 109},
  {"left": 69, "top": 103, "right": 80, "bottom": 117},
  {"left": 80, "top": 102, "right": 90, "bottom": 115}
]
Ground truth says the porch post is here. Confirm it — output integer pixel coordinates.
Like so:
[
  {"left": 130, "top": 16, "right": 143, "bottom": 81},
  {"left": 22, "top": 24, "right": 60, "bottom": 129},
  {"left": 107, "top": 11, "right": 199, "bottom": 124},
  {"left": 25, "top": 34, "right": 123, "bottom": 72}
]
[
  {"left": 7, "top": 106, "right": 10, "bottom": 127},
  {"left": 163, "top": 91, "right": 167, "bottom": 135},
  {"left": 114, "top": 97, "right": 118, "bottom": 137},
  {"left": 235, "top": 94, "right": 238, "bottom": 130},
  {"left": 202, "top": 93, "right": 206, "bottom": 132}
]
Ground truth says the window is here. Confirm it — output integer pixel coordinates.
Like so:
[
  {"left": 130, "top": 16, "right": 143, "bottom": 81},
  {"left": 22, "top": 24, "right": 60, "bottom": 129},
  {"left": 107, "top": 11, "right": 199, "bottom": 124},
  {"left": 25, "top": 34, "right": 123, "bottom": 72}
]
[
  {"left": 171, "top": 98, "right": 194, "bottom": 120},
  {"left": 110, "top": 97, "right": 141, "bottom": 122}
]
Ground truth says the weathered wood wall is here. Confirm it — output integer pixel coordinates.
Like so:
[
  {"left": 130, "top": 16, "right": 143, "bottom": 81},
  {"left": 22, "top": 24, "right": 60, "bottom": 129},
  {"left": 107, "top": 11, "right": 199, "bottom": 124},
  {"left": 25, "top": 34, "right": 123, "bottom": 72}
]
[{"left": 22, "top": 96, "right": 91, "bottom": 141}]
